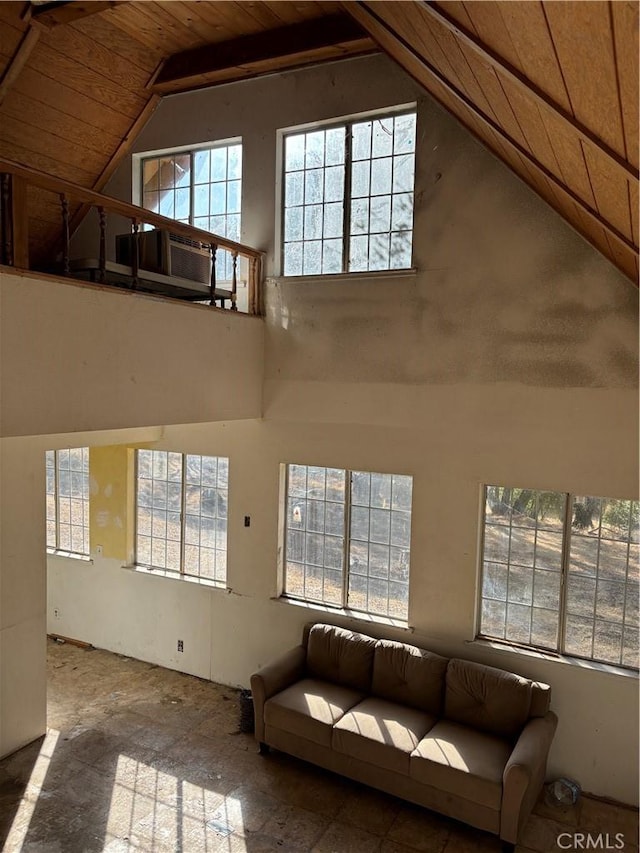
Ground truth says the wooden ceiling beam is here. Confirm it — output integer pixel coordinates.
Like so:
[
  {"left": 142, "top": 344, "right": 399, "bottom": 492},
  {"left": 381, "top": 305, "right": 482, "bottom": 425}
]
[
  {"left": 67, "top": 93, "right": 161, "bottom": 241},
  {"left": 29, "top": 1, "right": 122, "bottom": 28},
  {"left": 154, "top": 13, "right": 371, "bottom": 92},
  {"left": 422, "top": 1, "right": 638, "bottom": 183},
  {"left": 0, "top": 24, "right": 40, "bottom": 107},
  {"left": 347, "top": 1, "right": 638, "bottom": 265}
]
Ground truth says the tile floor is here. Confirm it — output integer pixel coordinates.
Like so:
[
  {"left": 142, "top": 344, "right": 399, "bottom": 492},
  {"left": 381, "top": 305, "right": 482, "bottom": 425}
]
[{"left": 0, "top": 640, "right": 637, "bottom": 853}]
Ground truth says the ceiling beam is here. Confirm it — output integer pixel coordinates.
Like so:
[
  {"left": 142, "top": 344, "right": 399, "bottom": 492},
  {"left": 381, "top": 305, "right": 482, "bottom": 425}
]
[
  {"left": 422, "top": 1, "right": 638, "bottom": 183},
  {"left": 29, "top": 1, "right": 122, "bottom": 27},
  {"left": 0, "top": 24, "right": 40, "bottom": 107},
  {"left": 67, "top": 93, "right": 161, "bottom": 240},
  {"left": 347, "top": 1, "right": 638, "bottom": 265},
  {"left": 154, "top": 13, "right": 373, "bottom": 93}
]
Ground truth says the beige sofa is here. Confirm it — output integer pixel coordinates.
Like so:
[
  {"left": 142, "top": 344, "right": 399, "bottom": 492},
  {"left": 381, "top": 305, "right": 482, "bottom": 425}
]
[{"left": 251, "top": 623, "right": 557, "bottom": 849}]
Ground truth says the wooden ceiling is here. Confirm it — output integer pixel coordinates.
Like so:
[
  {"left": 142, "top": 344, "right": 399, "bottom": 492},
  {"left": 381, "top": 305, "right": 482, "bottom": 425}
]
[
  {"left": 346, "top": 1, "right": 639, "bottom": 283},
  {"left": 0, "top": 0, "right": 637, "bottom": 282}
]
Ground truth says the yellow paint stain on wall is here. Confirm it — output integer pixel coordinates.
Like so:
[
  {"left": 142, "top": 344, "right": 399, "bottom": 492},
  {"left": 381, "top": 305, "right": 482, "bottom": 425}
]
[{"left": 89, "top": 446, "right": 134, "bottom": 561}]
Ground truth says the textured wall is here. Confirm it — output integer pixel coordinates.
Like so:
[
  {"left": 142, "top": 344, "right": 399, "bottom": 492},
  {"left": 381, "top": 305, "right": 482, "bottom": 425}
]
[
  {"left": 0, "top": 270, "right": 264, "bottom": 437},
  {"left": 34, "top": 53, "right": 640, "bottom": 803}
]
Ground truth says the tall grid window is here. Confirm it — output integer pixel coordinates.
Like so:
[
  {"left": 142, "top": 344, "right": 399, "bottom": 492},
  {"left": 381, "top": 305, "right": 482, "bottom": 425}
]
[
  {"left": 283, "top": 464, "right": 413, "bottom": 620},
  {"left": 282, "top": 110, "right": 416, "bottom": 276},
  {"left": 479, "top": 486, "right": 639, "bottom": 669},
  {"left": 140, "top": 142, "right": 242, "bottom": 280},
  {"left": 135, "top": 450, "right": 228, "bottom": 583},
  {"left": 46, "top": 448, "right": 90, "bottom": 555}
]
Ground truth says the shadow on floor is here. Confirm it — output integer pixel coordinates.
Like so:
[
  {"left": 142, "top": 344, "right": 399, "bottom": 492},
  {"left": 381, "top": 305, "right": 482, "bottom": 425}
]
[{"left": 0, "top": 641, "right": 637, "bottom": 853}]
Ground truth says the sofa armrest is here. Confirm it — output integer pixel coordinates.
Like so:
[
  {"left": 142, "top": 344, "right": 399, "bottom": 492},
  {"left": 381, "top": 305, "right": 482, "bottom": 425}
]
[
  {"left": 250, "top": 644, "right": 307, "bottom": 742},
  {"left": 501, "top": 711, "right": 558, "bottom": 843}
]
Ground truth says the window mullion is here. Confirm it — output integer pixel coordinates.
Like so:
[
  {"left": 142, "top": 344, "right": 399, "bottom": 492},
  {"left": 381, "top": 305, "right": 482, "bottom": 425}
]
[
  {"left": 342, "top": 469, "right": 351, "bottom": 609},
  {"left": 280, "top": 138, "right": 287, "bottom": 276},
  {"left": 620, "top": 501, "right": 632, "bottom": 656},
  {"left": 342, "top": 127, "right": 352, "bottom": 274},
  {"left": 592, "top": 500, "right": 604, "bottom": 661},
  {"left": 282, "top": 465, "right": 290, "bottom": 594},
  {"left": 189, "top": 151, "right": 195, "bottom": 226},
  {"left": 133, "top": 451, "right": 139, "bottom": 565},
  {"left": 476, "top": 486, "right": 488, "bottom": 635},
  {"left": 180, "top": 456, "right": 187, "bottom": 576},
  {"left": 54, "top": 451, "right": 60, "bottom": 551},
  {"left": 558, "top": 492, "right": 573, "bottom": 655}
]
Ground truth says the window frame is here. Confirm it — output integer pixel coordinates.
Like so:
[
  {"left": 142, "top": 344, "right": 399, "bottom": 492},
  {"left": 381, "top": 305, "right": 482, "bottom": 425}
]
[
  {"left": 133, "top": 449, "right": 229, "bottom": 585},
  {"left": 281, "top": 463, "right": 413, "bottom": 622},
  {"left": 477, "top": 485, "right": 639, "bottom": 671},
  {"left": 46, "top": 448, "right": 90, "bottom": 557},
  {"left": 133, "top": 138, "right": 243, "bottom": 281},
  {"left": 278, "top": 104, "right": 417, "bottom": 278}
]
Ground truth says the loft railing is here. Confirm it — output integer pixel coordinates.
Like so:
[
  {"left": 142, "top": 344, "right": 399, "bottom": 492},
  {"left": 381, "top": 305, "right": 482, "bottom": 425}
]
[{"left": 0, "top": 157, "right": 264, "bottom": 315}]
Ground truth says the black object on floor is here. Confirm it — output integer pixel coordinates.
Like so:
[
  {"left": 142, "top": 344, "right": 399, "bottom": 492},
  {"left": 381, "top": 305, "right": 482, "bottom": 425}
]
[{"left": 239, "top": 689, "right": 254, "bottom": 733}]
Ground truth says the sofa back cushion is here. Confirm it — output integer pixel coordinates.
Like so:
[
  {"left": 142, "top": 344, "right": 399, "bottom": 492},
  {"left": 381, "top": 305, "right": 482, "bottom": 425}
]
[
  {"left": 530, "top": 681, "right": 552, "bottom": 717},
  {"left": 445, "top": 658, "right": 532, "bottom": 739},
  {"left": 306, "top": 624, "right": 377, "bottom": 691},
  {"left": 372, "top": 639, "right": 449, "bottom": 715}
]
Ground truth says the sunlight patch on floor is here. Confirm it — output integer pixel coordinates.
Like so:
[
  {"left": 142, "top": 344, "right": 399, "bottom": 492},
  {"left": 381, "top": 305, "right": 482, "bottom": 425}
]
[
  {"left": 4, "top": 728, "right": 60, "bottom": 850},
  {"left": 103, "top": 755, "right": 249, "bottom": 851}
]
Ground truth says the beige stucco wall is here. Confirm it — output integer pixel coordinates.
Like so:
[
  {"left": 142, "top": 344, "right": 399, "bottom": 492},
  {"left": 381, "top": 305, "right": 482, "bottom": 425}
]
[
  {"left": 0, "top": 270, "right": 264, "bottom": 437},
  {"left": 46, "top": 413, "right": 638, "bottom": 805},
  {"left": 0, "top": 439, "right": 47, "bottom": 758},
  {"left": 2, "top": 54, "right": 638, "bottom": 804}
]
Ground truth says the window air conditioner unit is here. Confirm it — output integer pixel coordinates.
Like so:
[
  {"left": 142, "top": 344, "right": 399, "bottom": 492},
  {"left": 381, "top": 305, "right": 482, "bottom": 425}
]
[{"left": 115, "top": 229, "right": 211, "bottom": 286}]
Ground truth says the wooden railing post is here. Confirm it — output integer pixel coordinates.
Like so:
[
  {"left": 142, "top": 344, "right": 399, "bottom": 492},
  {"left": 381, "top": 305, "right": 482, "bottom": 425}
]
[
  {"left": 11, "top": 175, "right": 29, "bottom": 269},
  {"left": 98, "top": 206, "right": 106, "bottom": 283},
  {"left": 60, "top": 192, "right": 70, "bottom": 275},
  {"left": 248, "top": 256, "right": 262, "bottom": 316},
  {"left": 0, "top": 173, "right": 11, "bottom": 265},
  {"left": 231, "top": 251, "right": 238, "bottom": 311},
  {"left": 131, "top": 219, "right": 139, "bottom": 288},
  {"left": 210, "top": 243, "right": 217, "bottom": 305}
]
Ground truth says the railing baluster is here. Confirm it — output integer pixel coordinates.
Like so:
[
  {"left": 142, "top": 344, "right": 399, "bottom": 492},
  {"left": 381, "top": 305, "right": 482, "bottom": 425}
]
[
  {"left": 98, "top": 206, "right": 106, "bottom": 283},
  {"left": 249, "top": 257, "right": 257, "bottom": 315},
  {"left": 1, "top": 174, "right": 10, "bottom": 265},
  {"left": 210, "top": 243, "right": 217, "bottom": 306},
  {"left": 131, "top": 219, "right": 139, "bottom": 288},
  {"left": 231, "top": 251, "right": 238, "bottom": 311},
  {"left": 0, "top": 157, "right": 264, "bottom": 314},
  {"left": 60, "top": 192, "right": 70, "bottom": 276},
  {"left": 11, "top": 176, "right": 29, "bottom": 269}
]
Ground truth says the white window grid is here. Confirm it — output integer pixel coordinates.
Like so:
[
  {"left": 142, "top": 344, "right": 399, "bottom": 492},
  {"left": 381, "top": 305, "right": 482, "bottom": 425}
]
[
  {"left": 282, "top": 110, "right": 416, "bottom": 276},
  {"left": 135, "top": 450, "right": 228, "bottom": 584},
  {"left": 479, "top": 486, "right": 639, "bottom": 670},
  {"left": 140, "top": 142, "right": 242, "bottom": 282},
  {"left": 46, "top": 448, "right": 90, "bottom": 555},
  {"left": 283, "top": 464, "right": 413, "bottom": 620}
]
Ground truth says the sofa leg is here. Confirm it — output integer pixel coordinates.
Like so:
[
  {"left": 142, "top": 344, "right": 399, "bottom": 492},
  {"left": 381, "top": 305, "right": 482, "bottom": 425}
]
[{"left": 258, "top": 741, "right": 270, "bottom": 755}]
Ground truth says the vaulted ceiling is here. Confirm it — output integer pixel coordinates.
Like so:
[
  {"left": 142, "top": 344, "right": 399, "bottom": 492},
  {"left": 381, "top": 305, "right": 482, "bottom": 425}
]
[{"left": 0, "top": 0, "right": 637, "bottom": 282}]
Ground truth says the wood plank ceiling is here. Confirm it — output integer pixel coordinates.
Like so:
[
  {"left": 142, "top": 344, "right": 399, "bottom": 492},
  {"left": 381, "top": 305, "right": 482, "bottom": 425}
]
[
  {"left": 345, "top": 1, "right": 639, "bottom": 283},
  {"left": 0, "top": 0, "right": 637, "bottom": 283}
]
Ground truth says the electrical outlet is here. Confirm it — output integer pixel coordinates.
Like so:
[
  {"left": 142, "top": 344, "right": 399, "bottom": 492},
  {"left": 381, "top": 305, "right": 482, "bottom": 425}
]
[
  {"left": 96, "top": 545, "right": 103, "bottom": 556},
  {"left": 177, "top": 640, "right": 184, "bottom": 653},
  {"left": 54, "top": 609, "right": 61, "bottom": 619}
]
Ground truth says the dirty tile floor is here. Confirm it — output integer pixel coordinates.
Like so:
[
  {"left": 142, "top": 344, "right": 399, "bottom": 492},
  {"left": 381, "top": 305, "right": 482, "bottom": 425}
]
[{"left": 0, "top": 640, "right": 637, "bottom": 852}]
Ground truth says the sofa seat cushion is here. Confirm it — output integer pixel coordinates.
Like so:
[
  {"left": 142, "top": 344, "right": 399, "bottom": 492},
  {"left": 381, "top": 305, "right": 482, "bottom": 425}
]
[
  {"left": 264, "top": 678, "right": 364, "bottom": 747},
  {"left": 410, "top": 720, "right": 512, "bottom": 810},
  {"left": 333, "top": 697, "right": 437, "bottom": 775}
]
